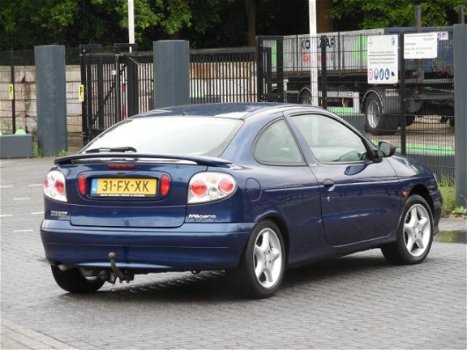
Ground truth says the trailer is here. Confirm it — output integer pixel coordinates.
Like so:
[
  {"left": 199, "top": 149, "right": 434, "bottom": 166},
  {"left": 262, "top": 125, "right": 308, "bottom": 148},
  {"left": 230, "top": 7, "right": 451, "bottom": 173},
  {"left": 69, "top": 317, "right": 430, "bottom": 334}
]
[{"left": 257, "top": 26, "right": 454, "bottom": 135}]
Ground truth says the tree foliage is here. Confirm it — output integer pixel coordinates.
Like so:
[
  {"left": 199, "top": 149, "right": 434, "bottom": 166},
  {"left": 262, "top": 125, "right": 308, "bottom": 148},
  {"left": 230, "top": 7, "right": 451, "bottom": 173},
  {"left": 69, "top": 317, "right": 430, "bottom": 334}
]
[
  {"left": 0, "top": 0, "right": 227, "bottom": 50},
  {"left": 0, "top": 0, "right": 464, "bottom": 50},
  {"left": 329, "top": 0, "right": 466, "bottom": 30}
]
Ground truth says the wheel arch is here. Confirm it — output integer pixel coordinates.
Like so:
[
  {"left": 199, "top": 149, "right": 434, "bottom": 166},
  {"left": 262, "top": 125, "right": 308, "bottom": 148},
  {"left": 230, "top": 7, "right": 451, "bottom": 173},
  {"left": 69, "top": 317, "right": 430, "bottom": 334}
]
[
  {"left": 409, "top": 184, "right": 434, "bottom": 216},
  {"left": 255, "top": 213, "right": 290, "bottom": 264}
]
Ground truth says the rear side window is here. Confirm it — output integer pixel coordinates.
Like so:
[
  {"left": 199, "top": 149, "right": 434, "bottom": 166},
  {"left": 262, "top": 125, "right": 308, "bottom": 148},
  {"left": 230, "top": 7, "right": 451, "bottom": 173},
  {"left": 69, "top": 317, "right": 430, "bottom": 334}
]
[
  {"left": 81, "top": 117, "right": 242, "bottom": 157},
  {"left": 254, "top": 120, "right": 304, "bottom": 165}
]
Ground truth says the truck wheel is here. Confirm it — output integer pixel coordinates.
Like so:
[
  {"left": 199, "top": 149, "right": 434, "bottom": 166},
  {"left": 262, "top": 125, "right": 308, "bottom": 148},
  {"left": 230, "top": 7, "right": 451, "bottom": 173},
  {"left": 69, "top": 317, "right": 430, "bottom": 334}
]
[
  {"left": 51, "top": 266, "right": 105, "bottom": 293},
  {"left": 298, "top": 89, "right": 312, "bottom": 105},
  {"left": 406, "top": 115, "right": 415, "bottom": 126},
  {"left": 364, "top": 94, "right": 399, "bottom": 135}
]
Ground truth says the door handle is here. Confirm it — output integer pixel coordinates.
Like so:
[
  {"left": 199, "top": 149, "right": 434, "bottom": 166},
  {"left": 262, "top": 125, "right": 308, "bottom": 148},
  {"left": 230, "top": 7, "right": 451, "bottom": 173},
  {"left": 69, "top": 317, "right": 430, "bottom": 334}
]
[{"left": 323, "top": 179, "right": 335, "bottom": 189}]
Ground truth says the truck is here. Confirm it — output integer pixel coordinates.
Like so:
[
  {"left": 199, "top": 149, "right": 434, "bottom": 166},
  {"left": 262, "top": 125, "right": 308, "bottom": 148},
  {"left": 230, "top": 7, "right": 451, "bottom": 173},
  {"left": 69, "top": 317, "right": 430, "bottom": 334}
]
[{"left": 257, "top": 26, "right": 454, "bottom": 135}]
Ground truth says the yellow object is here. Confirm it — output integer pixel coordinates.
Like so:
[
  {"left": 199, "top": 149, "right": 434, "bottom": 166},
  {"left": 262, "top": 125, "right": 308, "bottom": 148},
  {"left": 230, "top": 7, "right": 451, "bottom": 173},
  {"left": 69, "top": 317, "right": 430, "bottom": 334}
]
[{"left": 8, "top": 84, "right": 14, "bottom": 100}]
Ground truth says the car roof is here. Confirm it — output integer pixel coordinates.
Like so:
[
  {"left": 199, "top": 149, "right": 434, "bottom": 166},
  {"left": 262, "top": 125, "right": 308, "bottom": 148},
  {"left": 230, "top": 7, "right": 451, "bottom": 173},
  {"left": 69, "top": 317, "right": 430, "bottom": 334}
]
[{"left": 134, "top": 103, "right": 325, "bottom": 120}]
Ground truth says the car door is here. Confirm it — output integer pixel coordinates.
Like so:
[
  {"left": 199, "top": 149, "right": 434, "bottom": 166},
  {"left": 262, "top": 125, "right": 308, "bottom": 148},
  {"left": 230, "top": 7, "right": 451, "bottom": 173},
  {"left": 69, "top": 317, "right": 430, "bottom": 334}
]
[
  {"left": 288, "top": 112, "right": 401, "bottom": 246},
  {"left": 251, "top": 118, "right": 324, "bottom": 264}
]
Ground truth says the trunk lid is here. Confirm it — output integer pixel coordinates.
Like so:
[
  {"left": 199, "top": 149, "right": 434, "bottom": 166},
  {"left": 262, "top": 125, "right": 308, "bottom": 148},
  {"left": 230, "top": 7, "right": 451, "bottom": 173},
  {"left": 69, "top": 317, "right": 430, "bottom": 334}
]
[{"left": 56, "top": 154, "right": 230, "bottom": 228}]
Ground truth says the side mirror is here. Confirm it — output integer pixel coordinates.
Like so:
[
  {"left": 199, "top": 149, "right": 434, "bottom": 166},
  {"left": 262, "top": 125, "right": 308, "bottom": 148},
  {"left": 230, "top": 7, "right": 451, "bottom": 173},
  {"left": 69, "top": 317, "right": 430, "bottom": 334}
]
[{"left": 378, "top": 141, "right": 396, "bottom": 158}]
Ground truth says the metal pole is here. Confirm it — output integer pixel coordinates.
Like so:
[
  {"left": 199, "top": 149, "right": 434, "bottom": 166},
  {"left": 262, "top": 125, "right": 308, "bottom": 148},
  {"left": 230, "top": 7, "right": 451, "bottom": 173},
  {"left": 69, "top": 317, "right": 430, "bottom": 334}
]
[
  {"left": 459, "top": 5, "right": 465, "bottom": 24},
  {"left": 256, "top": 39, "right": 264, "bottom": 101},
  {"left": 415, "top": 5, "right": 423, "bottom": 82},
  {"left": 308, "top": 0, "right": 319, "bottom": 106},
  {"left": 399, "top": 33, "right": 407, "bottom": 156},
  {"left": 128, "top": 0, "right": 135, "bottom": 52},
  {"left": 415, "top": 5, "right": 422, "bottom": 28},
  {"left": 10, "top": 50, "right": 16, "bottom": 134},
  {"left": 454, "top": 24, "right": 467, "bottom": 207},
  {"left": 320, "top": 36, "right": 327, "bottom": 109}
]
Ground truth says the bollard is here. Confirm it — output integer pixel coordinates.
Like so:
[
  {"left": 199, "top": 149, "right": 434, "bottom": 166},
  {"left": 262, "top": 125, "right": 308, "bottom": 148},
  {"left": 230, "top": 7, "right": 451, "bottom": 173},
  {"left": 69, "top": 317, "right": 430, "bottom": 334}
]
[
  {"left": 34, "top": 45, "right": 67, "bottom": 156},
  {"left": 153, "top": 40, "right": 190, "bottom": 108}
]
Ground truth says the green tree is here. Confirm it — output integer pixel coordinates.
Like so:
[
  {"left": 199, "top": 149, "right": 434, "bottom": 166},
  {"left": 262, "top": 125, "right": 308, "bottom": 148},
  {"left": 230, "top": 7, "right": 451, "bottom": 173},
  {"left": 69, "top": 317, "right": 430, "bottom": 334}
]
[
  {"left": 329, "top": 0, "right": 466, "bottom": 30},
  {"left": 0, "top": 0, "right": 226, "bottom": 50}
]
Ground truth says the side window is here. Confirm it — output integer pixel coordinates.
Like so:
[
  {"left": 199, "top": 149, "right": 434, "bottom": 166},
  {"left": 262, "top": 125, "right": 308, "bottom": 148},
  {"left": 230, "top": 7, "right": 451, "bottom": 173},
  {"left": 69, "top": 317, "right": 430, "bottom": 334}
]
[
  {"left": 254, "top": 119, "right": 304, "bottom": 164},
  {"left": 292, "top": 114, "right": 368, "bottom": 163}
]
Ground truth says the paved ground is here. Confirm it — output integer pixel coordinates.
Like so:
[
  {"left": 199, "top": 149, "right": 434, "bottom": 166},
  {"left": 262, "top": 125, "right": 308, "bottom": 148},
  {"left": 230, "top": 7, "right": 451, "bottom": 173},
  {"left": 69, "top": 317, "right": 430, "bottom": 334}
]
[{"left": 1, "top": 158, "right": 466, "bottom": 349}]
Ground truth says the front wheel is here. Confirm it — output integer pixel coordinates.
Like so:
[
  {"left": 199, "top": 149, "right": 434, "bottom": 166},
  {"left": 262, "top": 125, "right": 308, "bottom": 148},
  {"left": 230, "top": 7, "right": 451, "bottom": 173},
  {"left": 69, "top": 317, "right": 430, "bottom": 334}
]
[
  {"left": 229, "top": 220, "right": 285, "bottom": 298},
  {"left": 381, "top": 195, "right": 433, "bottom": 265},
  {"left": 51, "top": 266, "right": 105, "bottom": 293}
]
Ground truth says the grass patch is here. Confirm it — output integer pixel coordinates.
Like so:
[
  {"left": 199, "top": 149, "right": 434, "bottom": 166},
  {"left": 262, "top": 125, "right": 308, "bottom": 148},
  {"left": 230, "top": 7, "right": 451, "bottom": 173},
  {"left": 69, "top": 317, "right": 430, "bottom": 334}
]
[
  {"left": 439, "top": 184, "right": 456, "bottom": 216},
  {"left": 439, "top": 182, "right": 467, "bottom": 217}
]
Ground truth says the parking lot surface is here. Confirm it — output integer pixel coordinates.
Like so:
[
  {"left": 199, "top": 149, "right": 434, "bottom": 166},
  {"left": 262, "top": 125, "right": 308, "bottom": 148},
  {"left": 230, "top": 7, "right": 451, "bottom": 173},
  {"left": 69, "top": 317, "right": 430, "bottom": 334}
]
[{"left": 1, "top": 158, "right": 466, "bottom": 349}]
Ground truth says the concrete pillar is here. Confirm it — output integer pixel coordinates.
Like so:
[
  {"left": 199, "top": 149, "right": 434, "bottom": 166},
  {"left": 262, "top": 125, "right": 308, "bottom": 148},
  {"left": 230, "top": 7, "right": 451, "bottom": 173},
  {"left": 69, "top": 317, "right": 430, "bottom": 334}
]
[
  {"left": 34, "top": 45, "right": 67, "bottom": 156},
  {"left": 454, "top": 24, "right": 467, "bottom": 206},
  {"left": 153, "top": 40, "right": 190, "bottom": 108}
]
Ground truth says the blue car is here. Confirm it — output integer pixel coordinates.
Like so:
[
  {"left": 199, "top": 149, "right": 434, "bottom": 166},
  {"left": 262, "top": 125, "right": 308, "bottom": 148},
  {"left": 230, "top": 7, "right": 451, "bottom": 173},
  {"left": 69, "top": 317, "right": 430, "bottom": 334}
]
[{"left": 41, "top": 103, "right": 442, "bottom": 298}]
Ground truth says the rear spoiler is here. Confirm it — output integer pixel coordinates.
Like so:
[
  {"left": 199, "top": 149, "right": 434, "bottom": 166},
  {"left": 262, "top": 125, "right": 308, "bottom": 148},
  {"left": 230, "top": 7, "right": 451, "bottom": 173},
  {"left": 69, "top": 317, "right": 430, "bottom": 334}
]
[{"left": 55, "top": 153, "right": 232, "bottom": 167}]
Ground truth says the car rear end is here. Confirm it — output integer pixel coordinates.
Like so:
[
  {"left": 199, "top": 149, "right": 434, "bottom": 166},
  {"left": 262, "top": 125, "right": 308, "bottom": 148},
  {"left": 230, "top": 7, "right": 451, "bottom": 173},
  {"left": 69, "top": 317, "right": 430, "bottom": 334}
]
[{"left": 40, "top": 115, "right": 253, "bottom": 281}]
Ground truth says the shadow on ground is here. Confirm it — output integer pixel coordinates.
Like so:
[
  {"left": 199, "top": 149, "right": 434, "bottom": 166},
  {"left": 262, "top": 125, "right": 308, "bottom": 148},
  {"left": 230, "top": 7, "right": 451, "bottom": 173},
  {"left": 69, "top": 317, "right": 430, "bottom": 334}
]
[{"left": 59, "top": 254, "right": 390, "bottom": 303}]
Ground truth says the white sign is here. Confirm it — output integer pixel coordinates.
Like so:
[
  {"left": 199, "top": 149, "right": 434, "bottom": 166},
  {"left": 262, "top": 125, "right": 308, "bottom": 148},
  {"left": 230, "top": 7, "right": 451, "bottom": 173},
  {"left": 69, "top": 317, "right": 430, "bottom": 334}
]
[
  {"left": 367, "top": 35, "right": 399, "bottom": 85},
  {"left": 404, "top": 32, "right": 438, "bottom": 59}
]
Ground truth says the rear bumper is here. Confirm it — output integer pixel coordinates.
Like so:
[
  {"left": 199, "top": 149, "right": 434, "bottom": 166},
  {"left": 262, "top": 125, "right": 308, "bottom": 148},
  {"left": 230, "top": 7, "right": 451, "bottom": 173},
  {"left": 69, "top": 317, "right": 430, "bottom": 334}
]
[{"left": 40, "top": 220, "right": 254, "bottom": 272}]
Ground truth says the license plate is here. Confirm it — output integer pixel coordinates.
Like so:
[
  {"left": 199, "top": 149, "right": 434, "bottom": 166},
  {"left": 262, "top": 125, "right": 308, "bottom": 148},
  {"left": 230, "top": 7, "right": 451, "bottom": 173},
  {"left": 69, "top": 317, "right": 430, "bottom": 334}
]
[{"left": 91, "top": 178, "right": 157, "bottom": 197}]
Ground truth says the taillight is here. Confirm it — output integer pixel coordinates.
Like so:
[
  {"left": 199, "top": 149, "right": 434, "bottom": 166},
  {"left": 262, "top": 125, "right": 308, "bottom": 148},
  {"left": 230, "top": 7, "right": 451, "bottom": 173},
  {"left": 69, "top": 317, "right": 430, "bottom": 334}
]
[
  {"left": 160, "top": 174, "right": 171, "bottom": 196},
  {"left": 77, "top": 174, "right": 86, "bottom": 195},
  {"left": 43, "top": 170, "right": 67, "bottom": 202},
  {"left": 188, "top": 172, "right": 237, "bottom": 204}
]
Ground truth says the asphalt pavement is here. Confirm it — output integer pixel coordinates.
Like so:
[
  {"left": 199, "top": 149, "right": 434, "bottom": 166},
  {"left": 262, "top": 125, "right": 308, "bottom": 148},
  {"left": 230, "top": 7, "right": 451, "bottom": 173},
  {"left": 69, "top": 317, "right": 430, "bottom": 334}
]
[{"left": 1, "top": 157, "right": 466, "bottom": 349}]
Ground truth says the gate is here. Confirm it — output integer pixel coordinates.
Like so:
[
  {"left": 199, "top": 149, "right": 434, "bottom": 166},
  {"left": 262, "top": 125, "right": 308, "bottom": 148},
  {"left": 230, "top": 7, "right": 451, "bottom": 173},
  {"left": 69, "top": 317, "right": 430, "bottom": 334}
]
[
  {"left": 80, "top": 46, "right": 257, "bottom": 143},
  {"left": 256, "top": 37, "right": 284, "bottom": 102},
  {"left": 80, "top": 44, "right": 153, "bottom": 143}
]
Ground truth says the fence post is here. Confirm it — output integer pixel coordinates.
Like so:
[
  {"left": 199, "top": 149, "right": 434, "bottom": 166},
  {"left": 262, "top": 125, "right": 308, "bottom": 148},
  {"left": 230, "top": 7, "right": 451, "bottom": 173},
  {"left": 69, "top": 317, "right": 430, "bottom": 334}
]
[
  {"left": 399, "top": 33, "right": 407, "bottom": 156},
  {"left": 34, "top": 45, "right": 67, "bottom": 156},
  {"left": 127, "top": 57, "right": 139, "bottom": 117},
  {"left": 9, "top": 50, "right": 16, "bottom": 134},
  {"left": 320, "top": 36, "right": 328, "bottom": 109},
  {"left": 153, "top": 40, "right": 190, "bottom": 108},
  {"left": 454, "top": 24, "right": 467, "bottom": 207}
]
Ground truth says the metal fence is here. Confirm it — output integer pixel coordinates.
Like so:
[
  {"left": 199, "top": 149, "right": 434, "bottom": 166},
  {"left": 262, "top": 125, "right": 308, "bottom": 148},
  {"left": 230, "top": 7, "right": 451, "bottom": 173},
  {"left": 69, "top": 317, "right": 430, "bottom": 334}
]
[
  {"left": 0, "top": 35, "right": 457, "bottom": 179},
  {"left": 191, "top": 47, "right": 256, "bottom": 103},
  {"left": 257, "top": 28, "right": 456, "bottom": 179},
  {"left": 79, "top": 46, "right": 256, "bottom": 143},
  {"left": 79, "top": 45, "right": 154, "bottom": 142},
  {"left": 0, "top": 48, "right": 80, "bottom": 134}
]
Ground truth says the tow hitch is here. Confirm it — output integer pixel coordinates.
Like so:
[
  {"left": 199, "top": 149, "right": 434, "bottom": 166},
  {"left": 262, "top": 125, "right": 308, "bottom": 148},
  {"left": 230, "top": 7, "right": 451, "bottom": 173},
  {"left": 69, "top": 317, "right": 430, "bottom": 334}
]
[{"left": 106, "top": 252, "right": 134, "bottom": 284}]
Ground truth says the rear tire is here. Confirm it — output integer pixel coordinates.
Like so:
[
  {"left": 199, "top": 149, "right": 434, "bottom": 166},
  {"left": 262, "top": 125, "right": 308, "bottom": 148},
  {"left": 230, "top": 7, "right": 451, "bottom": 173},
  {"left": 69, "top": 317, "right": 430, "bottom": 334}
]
[
  {"left": 229, "top": 220, "right": 285, "bottom": 298},
  {"left": 381, "top": 195, "right": 433, "bottom": 265},
  {"left": 51, "top": 266, "right": 105, "bottom": 293},
  {"left": 298, "top": 89, "right": 312, "bottom": 105},
  {"left": 364, "top": 93, "right": 399, "bottom": 135}
]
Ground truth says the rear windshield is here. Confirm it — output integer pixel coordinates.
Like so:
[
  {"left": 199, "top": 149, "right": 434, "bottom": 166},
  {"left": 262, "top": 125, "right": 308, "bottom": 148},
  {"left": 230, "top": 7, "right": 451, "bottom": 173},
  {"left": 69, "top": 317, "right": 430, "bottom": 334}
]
[{"left": 81, "top": 116, "right": 243, "bottom": 157}]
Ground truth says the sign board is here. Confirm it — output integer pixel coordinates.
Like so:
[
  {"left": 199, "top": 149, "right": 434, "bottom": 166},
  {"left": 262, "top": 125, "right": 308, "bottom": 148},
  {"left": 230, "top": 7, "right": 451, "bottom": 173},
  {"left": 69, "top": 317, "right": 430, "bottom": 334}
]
[
  {"left": 404, "top": 32, "right": 438, "bottom": 59},
  {"left": 78, "top": 84, "right": 85, "bottom": 102},
  {"left": 367, "top": 35, "right": 399, "bottom": 84},
  {"left": 8, "top": 84, "right": 14, "bottom": 100}
]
